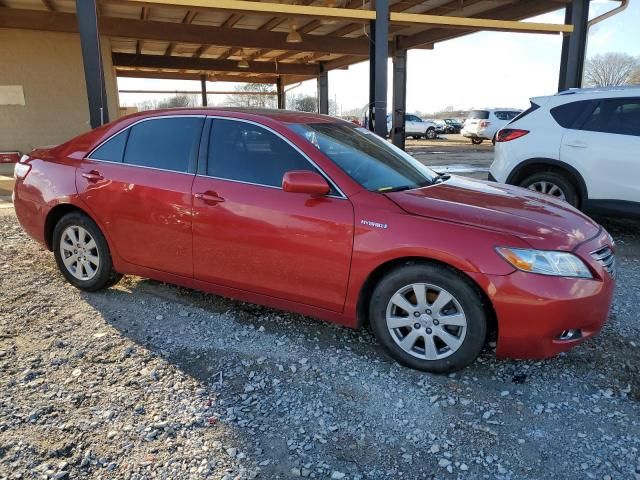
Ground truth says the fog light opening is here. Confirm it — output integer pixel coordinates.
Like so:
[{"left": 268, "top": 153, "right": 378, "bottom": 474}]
[{"left": 557, "top": 329, "right": 582, "bottom": 341}]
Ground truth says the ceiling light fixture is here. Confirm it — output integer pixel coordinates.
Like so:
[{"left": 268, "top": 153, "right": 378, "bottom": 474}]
[
  {"left": 237, "top": 50, "right": 250, "bottom": 69},
  {"left": 286, "top": 23, "right": 303, "bottom": 43}
]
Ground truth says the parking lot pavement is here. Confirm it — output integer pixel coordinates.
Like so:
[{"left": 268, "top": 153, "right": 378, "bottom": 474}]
[
  {"left": 1, "top": 203, "right": 639, "bottom": 479},
  {"left": 407, "top": 134, "right": 493, "bottom": 181}
]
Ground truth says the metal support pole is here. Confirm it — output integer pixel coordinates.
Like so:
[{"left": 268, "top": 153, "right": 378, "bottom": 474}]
[
  {"left": 318, "top": 66, "right": 329, "bottom": 115},
  {"left": 391, "top": 40, "right": 407, "bottom": 150},
  {"left": 372, "top": 0, "right": 389, "bottom": 137},
  {"left": 76, "top": 0, "right": 109, "bottom": 128},
  {"left": 368, "top": 19, "right": 376, "bottom": 131},
  {"left": 276, "top": 77, "right": 285, "bottom": 109},
  {"left": 558, "top": 0, "right": 590, "bottom": 91},
  {"left": 200, "top": 74, "right": 208, "bottom": 106}
]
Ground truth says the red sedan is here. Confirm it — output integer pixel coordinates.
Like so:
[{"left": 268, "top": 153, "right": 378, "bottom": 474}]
[{"left": 13, "top": 109, "right": 616, "bottom": 372}]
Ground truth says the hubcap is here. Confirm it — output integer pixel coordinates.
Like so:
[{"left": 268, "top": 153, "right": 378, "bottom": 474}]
[
  {"left": 59, "top": 226, "right": 100, "bottom": 281},
  {"left": 527, "top": 181, "right": 566, "bottom": 201},
  {"left": 386, "top": 283, "right": 467, "bottom": 361}
]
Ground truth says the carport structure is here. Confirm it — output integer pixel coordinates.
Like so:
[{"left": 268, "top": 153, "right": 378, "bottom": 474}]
[{"left": 1, "top": 0, "right": 591, "bottom": 150}]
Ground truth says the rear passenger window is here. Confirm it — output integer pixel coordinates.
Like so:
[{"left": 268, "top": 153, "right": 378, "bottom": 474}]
[
  {"left": 90, "top": 130, "right": 128, "bottom": 162},
  {"left": 123, "top": 117, "right": 204, "bottom": 172},
  {"left": 208, "top": 119, "right": 315, "bottom": 187},
  {"left": 550, "top": 100, "right": 593, "bottom": 128},
  {"left": 581, "top": 99, "right": 640, "bottom": 137},
  {"left": 494, "top": 111, "right": 521, "bottom": 121}
]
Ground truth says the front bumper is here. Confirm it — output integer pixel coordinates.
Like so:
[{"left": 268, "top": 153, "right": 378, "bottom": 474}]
[{"left": 468, "top": 231, "right": 615, "bottom": 359}]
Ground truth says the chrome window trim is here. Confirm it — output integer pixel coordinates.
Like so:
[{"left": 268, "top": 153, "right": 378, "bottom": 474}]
[
  {"left": 81, "top": 157, "right": 196, "bottom": 176},
  {"left": 86, "top": 114, "right": 207, "bottom": 163},
  {"left": 204, "top": 115, "right": 348, "bottom": 200}
]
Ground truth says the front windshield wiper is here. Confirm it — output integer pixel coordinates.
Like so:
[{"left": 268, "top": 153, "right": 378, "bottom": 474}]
[
  {"left": 377, "top": 185, "right": 413, "bottom": 193},
  {"left": 433, "top": 173, "right": 451, "bottom": 184}
]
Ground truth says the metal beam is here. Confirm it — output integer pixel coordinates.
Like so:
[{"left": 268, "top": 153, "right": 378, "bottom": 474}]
[
  {"left": 200, "top": 74, "right": 207, "bottom": 106},
  {"left": 372, "top": 0, "right": 389, "bottom": 138},
  {"left": 0, "top": 8, "right": 371, "bottom": 57},
  {"left": 558, "top": 0, "right": 590, "bottom": 90},
  {"left": 318, "top": 65, "right": 328, "bottom": 115},
  {"left": 113, "top": 53, "right": 320, "bottom": 76},
  {"left": 391, "top": 40, "right": 407, "bottom": 150},
  {"left": 277, "top": 77, "right": 285, "bottom": 109},
  {"left": 116, "top": 69, "right": 309, "bottom": 83},
  {"left": 124, "top": 0, "right": 376, "bottom": 23},
  {"left": 75, "top": 0, "right": 109, "bottom": 128}
]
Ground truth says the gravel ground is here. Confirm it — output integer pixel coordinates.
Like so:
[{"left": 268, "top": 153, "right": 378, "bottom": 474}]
[{"left": 1, "top": 207, "right": 639, "bottom": 480}]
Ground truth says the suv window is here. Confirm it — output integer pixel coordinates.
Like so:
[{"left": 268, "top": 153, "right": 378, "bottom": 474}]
[
  {"left": 581, "top": 99, "right": 640, "bottom": 137},
  {"left": 468, "top": 110, "right": 489, "bottom": 120},
  {"left": 90, "top": 130, "right": 129, "bottom": 162},
  {"left": 550, "top": 100, "right": 593, "bottom": 129},
  {"left": 493, "top": 111, "right": 521, "bottom": 121},
  {"left": 208, "top": 119, "right": 315, "bottom": 187},
  {"left": 123, "top": 117, "right": 204, "bottom": 172}
]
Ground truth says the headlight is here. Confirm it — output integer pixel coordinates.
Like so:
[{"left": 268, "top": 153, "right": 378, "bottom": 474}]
[{"left": 496, "top": 247, "right": 592, "bottom": 278}]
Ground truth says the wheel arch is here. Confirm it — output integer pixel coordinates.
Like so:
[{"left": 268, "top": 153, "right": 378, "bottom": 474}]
[
  {"left": 356, "top": 256, "right": 497, "bottom": 341},
  {"left": 506, "top": 158, "right": 588, "bottom": 207},
  {"left": 44, "top": 203, "right": 94, "bottom": 251}
]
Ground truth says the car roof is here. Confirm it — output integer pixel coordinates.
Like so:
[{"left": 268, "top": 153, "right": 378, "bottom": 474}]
[
  {"left": 556, "top": 85, "right": 640, "bottom": 98},
  {"left": 118, "top": 107, "right": 345, "bottom": 125}
]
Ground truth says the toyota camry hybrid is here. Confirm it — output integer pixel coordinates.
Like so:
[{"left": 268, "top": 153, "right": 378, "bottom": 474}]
[{"left": 13, "top": 109, "right": 616, "bottom": 373}]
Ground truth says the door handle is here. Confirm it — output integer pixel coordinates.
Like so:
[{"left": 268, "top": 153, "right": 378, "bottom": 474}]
[
  {"left": 566, "top": 141, "right": 587, "bottom": 148},
  {"left": 194, "top": 191, "right": 225, "bottom": 204},
  {"left": 81, "top": 170, "right": 104, "bottom": 182}
]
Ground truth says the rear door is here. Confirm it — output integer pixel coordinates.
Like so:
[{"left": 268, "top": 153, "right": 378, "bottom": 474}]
[
  {"left": 560, "top": 97, "right": 640, "bottom": 202},
  {"left": 464, "top": 110, "right": 489, "bottom": 135},
  {"left": 191, "top": 117, "right": 354, "bottom": 312},
  {"left": 77, "top": 116, "right": 204, "bottom": 276}
]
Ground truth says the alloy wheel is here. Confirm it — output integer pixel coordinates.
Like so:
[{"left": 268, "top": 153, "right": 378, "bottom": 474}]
[
  {"left": 59, "top": 226, "right": 100, "bottom": 281},
  {"left": 527, "top": 181, "right": 566, "bottom": 201},
  {"left": 385, "top": 283, "right": 467, "bottom": 360}
]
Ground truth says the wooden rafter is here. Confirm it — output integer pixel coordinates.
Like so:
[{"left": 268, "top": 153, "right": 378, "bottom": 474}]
[
  {"left": 165, "top": 9, "right": 197, "bottom": 55},
  {"left": 136, "top": 6, "right": 150, "bottom": 55}
]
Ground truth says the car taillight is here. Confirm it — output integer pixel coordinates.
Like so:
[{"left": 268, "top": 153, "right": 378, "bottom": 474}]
[
  {"left": 479, "top": 120, "right": 490, "bottom": 128},
  {"left": 495, "top": 129, "right": 529, "bottom": 142},
  {"left": 14, "top": 161, "right": 31, "bottom": 179}
]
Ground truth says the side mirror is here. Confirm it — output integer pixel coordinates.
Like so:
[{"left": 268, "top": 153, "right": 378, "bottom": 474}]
[{"left": 282, "top": 171, "right": 330, "bottom": 196}]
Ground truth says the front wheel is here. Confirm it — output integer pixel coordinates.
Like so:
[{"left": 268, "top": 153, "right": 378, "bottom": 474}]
[
  {"left": 518, "top": 172, "right": 578, "bottom": 207},
  {"left": 369, "top": 263, "right": 487, "bottom": 373},
  {"left": 471, "top": 138, "right": 483, "bottom": 145},
  {"left": 53, "top": 212, "right": 122, "bottom": 291},
  {"left": 425, "top": 128, "right": 437, "bottom": 140}
]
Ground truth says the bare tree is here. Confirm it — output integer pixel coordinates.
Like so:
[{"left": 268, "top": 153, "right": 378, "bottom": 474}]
[
  {"left": 137, "top": 94, "right": 195, "bottom": 111},
  {"left": 630, "top": 68, "right": 640, "bottom": 85},
  {"left": 224, "top": 83, "right": 277, "bottom": 109},
  {"left": 583, "top": 52, "right": 640, "bottom": 87}
]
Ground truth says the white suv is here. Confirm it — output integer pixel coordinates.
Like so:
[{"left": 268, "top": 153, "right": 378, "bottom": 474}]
[
  {"left": 461, "top": 108, "right": 522, "bottom": 144},
  {"left": 387, "top": 114, "right": 438, "bottom": 139},
  {"left": 489, "top": 86, "right": 640, "bottom": 216}
]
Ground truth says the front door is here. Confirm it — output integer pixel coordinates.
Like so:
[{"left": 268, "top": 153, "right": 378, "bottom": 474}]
[
  {"left": 192, "top": 118, "right": 354, "bottom": 312},
  {"left": 76, "top": 116, "right": 204, "bottom": 277}
]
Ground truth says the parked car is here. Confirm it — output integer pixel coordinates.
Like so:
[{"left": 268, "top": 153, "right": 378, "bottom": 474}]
[
  {"left": 443, "top": 118, "right": 463, "bottom": 134},
  {"left": 490, "top": 86, "right": 640, "bottom": 216},
  {"left": 462, "top": 108, "right": 522, "bottom": 144},
  {"left": 13, "top": 109, "right": 615, "bottom": 373},
  {"left": 387, "top": 114, "right": 438, "bottom": 139},
  {"left": 433, "top": 119, "right": 447, "bottom": 135}
]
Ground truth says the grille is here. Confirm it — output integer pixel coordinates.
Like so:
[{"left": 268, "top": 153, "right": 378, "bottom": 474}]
[{"left": 590, "top": 246, "right": 616, "bottom": 278}]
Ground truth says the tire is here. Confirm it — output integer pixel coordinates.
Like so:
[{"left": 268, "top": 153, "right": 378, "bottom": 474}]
[
  {"left": 52, "top": 212, "right": 122, "bottom": 291},
  {"left": 425, "top": 128, "right": 436, "bottom": 140},
  {"left": 471, "top": 138, "right": 483, "bottom": 145},
  {"left": 369, "top": 263, "right": 487, "bottom": 373},
  {"left": 518, "top": 171, "right": 578, "bottom": 207}
]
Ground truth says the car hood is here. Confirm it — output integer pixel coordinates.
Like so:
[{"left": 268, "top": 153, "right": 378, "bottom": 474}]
[{"left": 385, "top": 176, "right": 600, "bottom": 251}]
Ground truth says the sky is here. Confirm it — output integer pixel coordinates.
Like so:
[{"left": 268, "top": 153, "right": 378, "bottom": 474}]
[{"left": 118, "top": 0, "right": 640, "bottom": 115}]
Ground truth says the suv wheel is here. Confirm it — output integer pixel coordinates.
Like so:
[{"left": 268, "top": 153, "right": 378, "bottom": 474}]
[
  {"left": 53, "top": 212, "right": 122, "bottom": 291},
  {"left": 471, "top": 138, "right": 483, "bottom": 145},
  {"left": 519, "top": 172, "right": 578, "bottom": 207},
  {"left": 425, "top": 128, "right": 436, "bottom": 140},
  {"left": 369, "top": 263, "right": 487, "bottom": 373}
]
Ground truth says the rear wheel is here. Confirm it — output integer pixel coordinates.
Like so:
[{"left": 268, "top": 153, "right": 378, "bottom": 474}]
[
  {"left": 518, "top": 171, "right": 578, "bottom": 207},
  {"left": 369, "top": 263, "right": 487, "bottom": 373},
  {"left": 471, "top": 138, "right": 483, "bottom": 145},
  {"left": 426, "top": 127, "right": 436, "bottom": 140},
  {"left": 53, "top": 212, "right": 122, "bottom": 291}
]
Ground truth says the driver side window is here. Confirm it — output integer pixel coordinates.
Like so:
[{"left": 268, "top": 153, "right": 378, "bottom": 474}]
[{"left": 207, "top": 119, "right": 314, "bottom": 188}]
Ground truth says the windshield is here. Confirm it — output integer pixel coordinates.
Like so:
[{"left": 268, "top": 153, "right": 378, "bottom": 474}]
[{"left": 289, "top": 123, "right": 438, "bottom": 192}]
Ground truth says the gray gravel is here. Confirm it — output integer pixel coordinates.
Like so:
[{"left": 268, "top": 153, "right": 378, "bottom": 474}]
[{"left": 1, "top": 208, "right": 639, "bottom": 480}]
